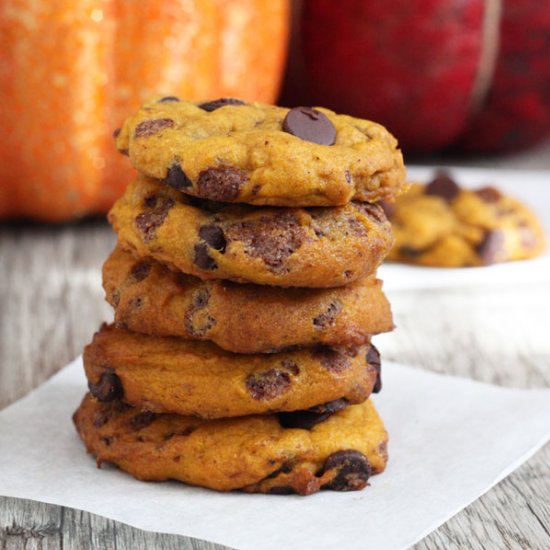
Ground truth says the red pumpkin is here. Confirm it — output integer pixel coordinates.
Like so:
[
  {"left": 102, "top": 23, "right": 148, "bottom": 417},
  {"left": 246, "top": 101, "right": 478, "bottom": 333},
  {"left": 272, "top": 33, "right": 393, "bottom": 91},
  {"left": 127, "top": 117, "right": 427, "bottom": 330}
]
[
  {"left": 0, "top": 0, "right": 290, "bottom": 221},
  {"left": 298, "top": 0, "right": 550, "bottom": 154}
]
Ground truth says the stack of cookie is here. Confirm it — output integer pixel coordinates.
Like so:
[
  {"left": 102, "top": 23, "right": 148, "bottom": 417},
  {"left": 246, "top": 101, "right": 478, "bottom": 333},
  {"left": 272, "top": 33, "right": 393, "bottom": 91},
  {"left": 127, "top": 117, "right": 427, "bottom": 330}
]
[{"left": 73, "top": 98, "right": 406, "bottom": 495}]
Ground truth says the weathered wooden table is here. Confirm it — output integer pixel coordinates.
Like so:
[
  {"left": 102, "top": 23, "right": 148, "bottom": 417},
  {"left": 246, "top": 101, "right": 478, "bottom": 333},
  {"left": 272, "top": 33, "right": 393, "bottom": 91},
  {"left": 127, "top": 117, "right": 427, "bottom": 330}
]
[{"left": 2, "top": 146, "right": 550, "bottom": 549}]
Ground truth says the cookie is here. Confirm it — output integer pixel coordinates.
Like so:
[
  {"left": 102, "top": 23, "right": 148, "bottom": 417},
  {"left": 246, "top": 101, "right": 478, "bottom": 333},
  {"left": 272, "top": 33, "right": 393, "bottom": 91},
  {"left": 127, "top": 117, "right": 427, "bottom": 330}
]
[
  {"left": 114, "top": 97, "right": 405, "bottom": 207},
  {"left": 73, "top": 393, "right": 388, "bottom": 494},
  {"left": 108, "top": 176, "right": 394, "bottom": 287},
  {"left": 103, "top": 246, "right": 394, "bottom": 353},
  {"left": 386, "top": 172, "right": 547, "bottom": 267},
  {"left": 84, "top": 324, "right": 381, "bottom": 419}
]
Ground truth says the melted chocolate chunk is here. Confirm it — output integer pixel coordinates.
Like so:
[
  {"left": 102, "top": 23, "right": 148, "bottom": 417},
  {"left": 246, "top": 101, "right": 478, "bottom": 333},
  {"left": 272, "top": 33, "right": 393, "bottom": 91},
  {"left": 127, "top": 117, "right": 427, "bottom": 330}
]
[
  {"left": 322, "top": 450, "right": 372, "bottom": 491},
  {"left": 196, "top": 167, "right": 247, "bottom": 201},
  {"left": 88, "top": 370, "right": 123, "bottom": 402},
  {"left": 129, "top": 411, "right": 157, "bottom": 431},
  {"left": 185, "top": 289, "right": 216, "bottom": 337},
  {"left": 112, "top": 128, "right": 121, "bottom": 138},
  {"left": 193, "top": 288, "right": 210, "bottom": 309},
  {"left": 130, "top": 260, "right": 152, "bottom": 282},
  {"left": 475, "top": 186, "right": 502, "bottom": 203},
  {"left": 135, "top": 197, "right": 174, "bottom": 242},
  {"left": 199, "top": 225, "right": 227, "bottom": 252},
  {"left": 358, "top": 202, "right": 387, "bottom": 224},
  {"left": 164, "top": 162, "right": 192, "bottom": 190},
  {"left": 313, "top": 347, "right": 350, "bottom": 373},
  {"left": 198, "top": 98, "right": 245, "bottom": 112},
  {"left": 225, "top": 212, "right": 305, "bottom": 270},
  {"left": 278, "top": 398, "right": 348, "bottom": 430},
  {"left": 246, "top": 369, "right": 292, "bottom": 400},
  {"left": 313, "top": 302, "right": 342, "bottom": 328},
  {"left": 366, "top": 344, "right": 382, "bottom": 393},
  {"left": 158, "top": 96, "right": 180, "bottom": 103},
  {"left": 425, "top": 171, "right": 460, "bottom": 201},
  {"left": 477, "top": 229, "right": 506, "bottom": 264},
  {"left": 281, "top": 359, "right": 299, "bottom": 376},
  {"left": 283, "top": 107, "right": 336, "bottom": 146},
  {"left": 194, "top": 244, "right": 217, "bottom": 270},
  {"left": 134, "top": 118, "right": 174, "bottom": 138}
]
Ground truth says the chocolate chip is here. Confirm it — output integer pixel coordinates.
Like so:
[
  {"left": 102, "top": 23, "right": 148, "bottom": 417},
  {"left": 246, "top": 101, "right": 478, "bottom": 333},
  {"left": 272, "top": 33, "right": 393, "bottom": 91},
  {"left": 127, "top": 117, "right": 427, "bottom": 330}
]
[
  {"left": 130, "top": 260, "right": 152, "bottom": 282},
  {"left": 283, "top": 107, "right": 336, "bottom": 146},
  {"left": 112, "top": 128, "right": 121, "bottom": 138},
  {"left": 193, "top": 288, "right": 210, "bottom": 309},
  {"left": 198, "top": 98, "right": 245, "bottom": 112},
  {"left": 88, "top": 370, "right": 123, "bottom": 402},
  {"left": 313, "top": 302, "right": 342, "bottom": 328},
  {"left": 194, "top": 244, "right": 217, "bottom": 270},
  {"left": 366, "top": 344, "right": 382, "bottom": 393},
  {"left": 199, "top": 225, "right": 226, "bottom": 252},
  {"left": 246, "top": 369, "right": 291, "bottom": 400},
  {"left": 120, "top": 148, "right": 129, "bottom": 156},
  {"left": 164, "top": 162, "right": 192, "bottom": 190},
  {"left": 196, "top": 167, "right": 247, "bottom": 201},
  {"left": 129, "top": 411, "right": 156, "bottom": 431},
  {"left": 309, "top": 398, "right": 349, "bottom": 415},
  {"left": 322, "top": 450, "right": 372, "bottom": 491},
  {"left": 399, "top": 246, "right": 422, "bottom": 258},
  {"left": 135, "top": 197, "right": 174, "bottom": 242},
  {"left": 225, "top": 212, "right": 305, "bottom": 270},
  {"left": 111, "top": 289, "right": 121, "bottom": 307},
  {"left": 144, "top": 195, "right": 158, "bottom": 208},
  {"left": 475, "top": 186, "right": 502, "bottom": 203},
  {"left": 158, "top": 96, "right": 180, "bottom": 103},
  {"left": 185, "top": 289, "right": 216, "bottom": 337},
  {"left": 477, "top": 229, "right": 506, "bottom": 264},
  {"left": 425, "top": 171, "right": 460, "bottom": 200},
  {"left": 358, "top": 202, "right": 387, "bottom": 224},
  {"left": 345, "top": 170, "right": 352, "bottom": 184},
  {"left": 134, "top": 118, "right": 174, "bottom": 138},
  {"left": 281, "top": 359, "right": 299, "bottom": 376},
  {"left": 313, "top": 347, "right": 350, "bottom": 373},
  {"left": 278, "top": 398, "right": 348, "bottom": 430}
]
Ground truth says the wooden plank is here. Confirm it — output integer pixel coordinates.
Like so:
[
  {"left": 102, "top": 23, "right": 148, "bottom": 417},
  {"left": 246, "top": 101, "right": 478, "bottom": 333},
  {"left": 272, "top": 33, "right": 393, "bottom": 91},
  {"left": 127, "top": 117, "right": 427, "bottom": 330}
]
[{"left": 1, "top": 220, "right": 549, "bottom": 549}]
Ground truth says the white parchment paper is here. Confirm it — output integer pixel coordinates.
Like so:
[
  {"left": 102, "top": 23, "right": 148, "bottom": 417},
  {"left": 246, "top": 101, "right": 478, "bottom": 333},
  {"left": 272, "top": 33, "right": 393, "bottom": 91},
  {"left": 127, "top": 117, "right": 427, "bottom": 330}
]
[
  {"left": 1, "top": 357, "right": 549, "bottom": 550},
  {"left": 379, "top": 166, "right": 550, "bottom": 291}
]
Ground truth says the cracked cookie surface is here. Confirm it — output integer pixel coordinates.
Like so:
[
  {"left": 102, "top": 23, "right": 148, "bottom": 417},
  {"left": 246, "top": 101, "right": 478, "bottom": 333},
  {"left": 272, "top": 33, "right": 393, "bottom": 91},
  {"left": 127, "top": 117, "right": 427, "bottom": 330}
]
[
  {"left": 73, "top": 393, "right": 388, "bottom": 494},
  {"left": 115, "top": 97, "right": 405, "bottom": 206},
  {"left": 386, "top": 173, "right": 546, "bottom": 267},
  {"left": 109, "top": 176, "right": 394, "bottom": 287},
  {"left": 103, "top": 246, "right": 393, "bottom": 353},
  {"left": 84, "top": 324, "right": 381, "bottom": 419}
]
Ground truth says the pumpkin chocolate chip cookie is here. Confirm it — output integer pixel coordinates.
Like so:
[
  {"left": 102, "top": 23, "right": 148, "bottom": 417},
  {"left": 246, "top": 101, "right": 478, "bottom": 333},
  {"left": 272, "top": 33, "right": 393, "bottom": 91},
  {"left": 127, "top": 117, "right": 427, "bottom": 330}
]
[
  {"left": 386, "top": 172, "right": 546, "bottom": 267},
  {"left": 73, "top": 393, "right": 388, "bottom": 494},
  {"left": 103, "top": 246, "right": 393, "bottom": 353},
  {"left": 114, "top": 97, "right": 406, "bottom": 206},
  {"left": 84, "top": 324, "right": 382, "bottom": 419},
  {"left": 108, "top": 176, "right": 394, "bottom": 287}
]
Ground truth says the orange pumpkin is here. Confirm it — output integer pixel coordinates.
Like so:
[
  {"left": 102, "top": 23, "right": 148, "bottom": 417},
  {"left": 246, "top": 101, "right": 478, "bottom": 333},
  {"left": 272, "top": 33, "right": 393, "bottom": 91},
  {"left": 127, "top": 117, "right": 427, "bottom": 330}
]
[{"left": 0, "top": 0, "right": 289, "bottom": 221}]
